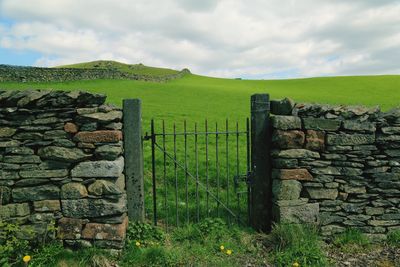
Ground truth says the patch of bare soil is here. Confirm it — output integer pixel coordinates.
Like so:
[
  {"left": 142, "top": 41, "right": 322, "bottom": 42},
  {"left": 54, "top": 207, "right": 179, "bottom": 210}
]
[{"left": 327, "top": 245, "right": 400, "bottom": 267}]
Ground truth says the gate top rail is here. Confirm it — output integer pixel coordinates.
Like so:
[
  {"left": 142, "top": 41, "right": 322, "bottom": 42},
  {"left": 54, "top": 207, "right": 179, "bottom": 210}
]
[{"left": 145, "top": 130, "right": 248, "bottom": 139}]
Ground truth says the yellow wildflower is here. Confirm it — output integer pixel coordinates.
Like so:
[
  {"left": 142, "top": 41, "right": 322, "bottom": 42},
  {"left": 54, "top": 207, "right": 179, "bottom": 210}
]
[
  {"left": 292, "top": 262, "right": 300, "bottom": 267},
  {"left": 135, "top": 241, "right": 141, "bottom": 247},
  {"left": 23, "top": 255, "right": 31, "bottom": 263},
  {"left": 226, "top": 249, "right": 232, "bottom": 255},
  {"left": 220, "top": 245, "right": 225, "bottom": 251}
]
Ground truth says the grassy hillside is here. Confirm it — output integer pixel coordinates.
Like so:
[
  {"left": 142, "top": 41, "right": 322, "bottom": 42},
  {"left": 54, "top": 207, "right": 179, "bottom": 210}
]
[
  {"left": 1, "top": 74, "right": 399, "bottom": 129},
  {"left": 57, "top": 60, "right": 181, "bottom": 77},
  {"left": 2, "top": 65, "right": 400, "bottom": 227}
]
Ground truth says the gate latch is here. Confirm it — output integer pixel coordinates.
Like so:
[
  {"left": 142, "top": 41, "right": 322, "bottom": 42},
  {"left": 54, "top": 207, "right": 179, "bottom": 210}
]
[{"left": 234, "top": 171, "right": 254, "bottom": 188}]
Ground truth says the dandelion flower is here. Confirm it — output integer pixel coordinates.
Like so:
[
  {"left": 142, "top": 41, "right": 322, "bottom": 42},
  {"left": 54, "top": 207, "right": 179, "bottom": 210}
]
[
  {"left": 292, "top": 262, "right": 300, "bottom": 267},
  {"left": 23, "top": 255, "right": 31, "bottom": 263},
  {"left": 220, "top": 245, "right": 225, "bottom": 251},
  {"left": 226, "top": 249, "right": 232, "bottom": 255},
  {"left": 135, "top": 241, "right": 141, "bottom": 247}
]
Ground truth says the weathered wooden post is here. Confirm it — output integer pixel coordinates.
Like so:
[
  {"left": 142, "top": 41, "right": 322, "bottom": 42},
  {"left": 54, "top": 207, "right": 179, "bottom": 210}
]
[
  {"left": 250, "top": 94, "right": 272, "bottom": 231},
  {"left": 123, "top": 99, "right": 145, "bottom": 221}
]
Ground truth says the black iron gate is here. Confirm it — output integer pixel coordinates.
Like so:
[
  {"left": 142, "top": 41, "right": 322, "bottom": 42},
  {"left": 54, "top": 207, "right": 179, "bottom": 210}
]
[{"left": 144, "top": 118, "right": 252, "bottom": 229}]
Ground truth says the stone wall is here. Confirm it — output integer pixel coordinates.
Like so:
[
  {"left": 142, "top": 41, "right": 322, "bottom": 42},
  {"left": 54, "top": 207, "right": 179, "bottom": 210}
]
[
  {"left": 0, "top": 90, "right": 127, "bottom": 249},
  {"left": 0, "top": 64, "right": 190, "bottom": 83},
  {"left": 270, "top": 99, "right": 400, "bottom": 241}
]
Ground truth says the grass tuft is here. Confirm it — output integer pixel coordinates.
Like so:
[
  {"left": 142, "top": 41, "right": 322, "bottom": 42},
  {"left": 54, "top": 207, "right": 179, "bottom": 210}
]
[
  {"left": 333, "top": 228, "right": 371, "bottom": 253},
  {"left": 266, "top": 223, "right": 328, "bottom": 267},
  {"left": 387, "top": 230, "right": 400, "bottom": 247}
]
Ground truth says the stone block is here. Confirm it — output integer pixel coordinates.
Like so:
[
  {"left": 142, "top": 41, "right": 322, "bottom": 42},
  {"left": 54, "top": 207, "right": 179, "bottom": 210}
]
[
  {"left": 71, "top": 157, "right": 124, "bottom": 178},
  {"left": 327, "top": 133, "right": 375, "bottom": 146},
  {"left": 365, "top": 207, "right": 384, "bottom": 216},
  {"left": 0, "top": 186, "right": 11, "bottom": 204},
  {"left": 381, "top": 127, "right": 400, "bottom": 134},
  {"left": 19, "top": 169, "right": 68, "bottom": 178},
  {"left": 272, "top": 130, "right": 305, "bottom": 149},
  {"left": 272, "top": 168, "right": 313, "bottom": 181},
  {"left": 0, "top": 140, "right": 21, "bottom": 148},
  {"left": 320, "top": 212, "right": 345, "bottom": 225},
  {"left": 272, "top": 159, "right": 298, "bottom": 169},
  {"left": 74, "top": 130, "right": 122, "bottom": 143},
  {"left": 38, "top": 146, "right": 89, "bottom": 163},
  {"left": 57, "top": 217, "right": 86, "bottom": 239},
  {"left": 305, "top": 130, "right": 325, "bottom": 151},
  {"left": 0, "top": 127, "right": 17, "bottom": 137},
  {"left": 273, "top": 203, "right": 319, "bottom": 224},
  {"left": 320, "top": 225, "right": 345, "bottom": 236},
  {"left": 306, "top": 188, "right": 338, "bottom": 200},
  {"left": 79, "top": 110, "right": 122, "bottom": 122},
  {"left": 88, "top": 180, "right": 123, "bottom": 196},
  {"left": 272, "top": 149, "right": 320, "bottom": 159},
  {"left": 303, "top": 118, "right": 341, "bottom": 131},
  {"left": 33, "top": 200, "right": 61, "bottom": 212},
  {"left": 64, "top": 122, "right": 79, "bottom": 133},
  {"left": 95, "top": 145, "right": 123, "bottom": 160},
  {"left": 0, "top": 203, "right": 30, "bottom": 220},
  {"left": 82, "top": 217, "right": 128, "bottom": 241},
  {"left": 3, "top": 155, "right": 41, "bottom": 164},
  {"left": 274, "top": 198, "right": 308, "bottom": 207},
  {"left": 343, "top": 121, "right": 376, "bottom": 132},
  {"left": 271, "top": 116, "right": 301, "bottom": 130},
  {"left": 342, "top": 185, "right": 366, "bottom": 194},
  {"left": 272, "top": 179, "right": 302, "bottom": 200},
  {"left": 13, "top": 185, "right": 60, "bottom": 202},
  {"left": 61, "top": 195, "right": 127, "bottom": 218},
  {"left": 368, "top": 220, "right": 400, "bottom": 226},
  {"left": 61, "top": 183, "right": 88, "bottom": 199},
  {"left": 270, "top": 98, "right": 294, "bottom": 115}
]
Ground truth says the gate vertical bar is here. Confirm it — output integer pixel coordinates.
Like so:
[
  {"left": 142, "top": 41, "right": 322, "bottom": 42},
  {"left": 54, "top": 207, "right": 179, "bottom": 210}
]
[
  {"left": 205, "top": 120, "right": 210, "bottom": 217},
  {"left": 195, "top": 122, "right": 200, "bottom": 222},
  {"left": 236, "top": 121, "right": 240, "bottom": 225},
  {"left": 184, "top": 120, "right": 189, "bottom": 224},
  {"left": 225, "top": 119, "right": 230, "bottom": 223},
  {"left": 246, "top": 118, "right": 251, "bottom": 226},
  {"left": 216, "top": 122, "right": 220, "bottom": 217},
  {"left": 123, "top": 99, "right": 145, "bottom": 222},
  {"left": 150, "top": 119, "right": 157, "bottom": 226},
  {"left": 174, "top": 123, "right": 179, "bottom": 226},
  {"left": 250, "top": 94, "right": 272, "bottom": 231},
  {"left": 162, "top": 120, "right": 168, "bottom": 230}
]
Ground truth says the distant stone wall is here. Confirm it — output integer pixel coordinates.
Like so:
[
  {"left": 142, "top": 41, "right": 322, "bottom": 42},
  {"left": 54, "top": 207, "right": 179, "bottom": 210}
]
[
  {"left": 0, "top": 65, "right": 190, "bottom": 83},
  {"left": 270, "top": 99, "right": 400, "bottom": 241},
  {"left": 0, "top": 90, "right": 127, "bottom": 250}
]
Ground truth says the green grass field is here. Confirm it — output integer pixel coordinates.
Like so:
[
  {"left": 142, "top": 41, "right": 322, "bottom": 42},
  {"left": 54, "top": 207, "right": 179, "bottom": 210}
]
[
  {"left": 2, "top": 65, "right": 400, "bottom": 225},
  {"left": 2, "top": 73, "right": 400, "bottom": 128}
]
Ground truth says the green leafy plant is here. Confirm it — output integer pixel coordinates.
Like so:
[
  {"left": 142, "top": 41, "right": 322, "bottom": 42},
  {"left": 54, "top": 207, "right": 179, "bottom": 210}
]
[
  {"left": 29, "top": 242, "right": 64, "bottom": 267},
  {"left": 126, "top": 222, "right": 165, "bottom": 247},
  {"left": 0, "top": 221, "right": 32, "bottom": 266}
]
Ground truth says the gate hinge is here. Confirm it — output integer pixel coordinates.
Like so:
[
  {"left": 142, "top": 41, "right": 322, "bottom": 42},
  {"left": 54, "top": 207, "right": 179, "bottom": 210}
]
[
  {"left": 246, "top": 171, "right": 255, "bottom": 185},
  {"left": 143, "top": 132, "right": 152, "bottom": 141},
  {"left": 234, "top": 171, "right": 255, "bottom": 187}
]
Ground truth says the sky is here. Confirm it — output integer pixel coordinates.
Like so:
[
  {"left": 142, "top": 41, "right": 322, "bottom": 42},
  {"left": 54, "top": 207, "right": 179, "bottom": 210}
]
[{"left": 0, "top": 0, "right": 399, "bottom": 79}]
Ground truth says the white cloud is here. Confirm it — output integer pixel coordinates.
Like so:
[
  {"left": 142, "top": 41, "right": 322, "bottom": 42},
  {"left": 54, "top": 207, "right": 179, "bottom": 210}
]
[{"left": 0, "top": 0, "right": 399, "bottom": 78}]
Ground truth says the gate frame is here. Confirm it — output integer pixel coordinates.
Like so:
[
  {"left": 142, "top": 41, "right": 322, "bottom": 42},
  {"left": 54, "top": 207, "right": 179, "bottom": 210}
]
[{"left": 123, "top": 93, "right": 272, "bottom": 231}]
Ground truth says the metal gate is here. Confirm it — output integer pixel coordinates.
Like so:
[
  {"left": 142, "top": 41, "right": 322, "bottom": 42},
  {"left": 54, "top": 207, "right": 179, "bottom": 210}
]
[{"left": 144, "top": 118, "right": 252, "bottom": 229}]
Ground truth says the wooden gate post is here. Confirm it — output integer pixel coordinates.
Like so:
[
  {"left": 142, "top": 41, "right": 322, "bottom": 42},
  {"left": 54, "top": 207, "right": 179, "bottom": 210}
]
[
  {"left": 250, "top": 94, "right": 272, "bottom": 231},
  {"left": 123, "top": 99, "right": 145, "bottom": 222}
]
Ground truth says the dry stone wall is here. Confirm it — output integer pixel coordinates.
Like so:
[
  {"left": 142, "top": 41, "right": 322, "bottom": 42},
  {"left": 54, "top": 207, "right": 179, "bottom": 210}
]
[
  {"left": 0, "top": 64, "right": 190, "bottom": 83},
  {"left": 270, "top": 99, "right": 400, "bottom": 241},
  {"left": 0, "top": 90, "right": 127, "bottom": 249}
]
